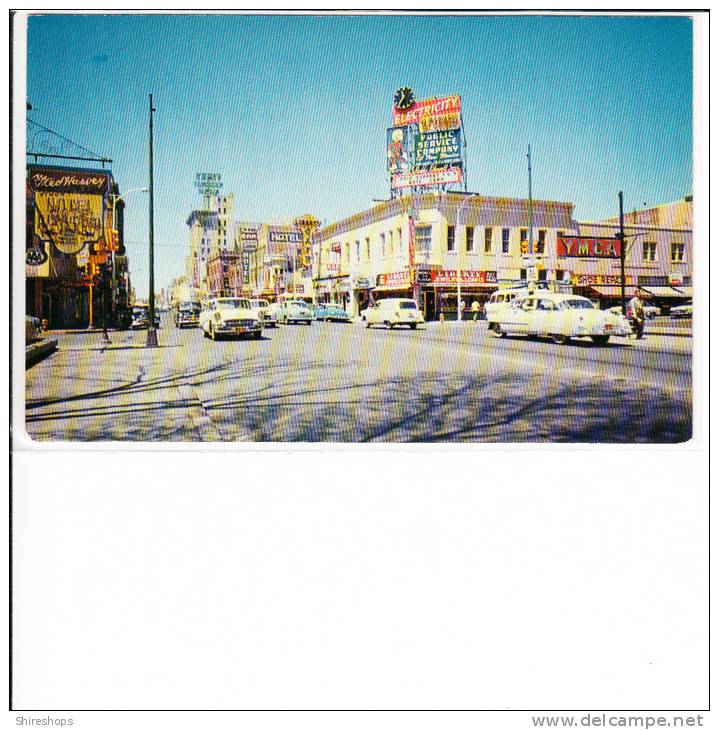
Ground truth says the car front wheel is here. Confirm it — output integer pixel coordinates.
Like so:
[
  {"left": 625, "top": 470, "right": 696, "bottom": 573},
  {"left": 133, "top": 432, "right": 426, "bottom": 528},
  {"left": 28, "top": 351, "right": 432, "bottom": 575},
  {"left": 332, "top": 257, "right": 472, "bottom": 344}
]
[
  {"left": 551, "top": 334, "right": 569, "bottom": 344},
  {"left": 491, "top": 323, "right": 506, "bottom": 338},
  {"left": 591, "top": 335, "right": 610, "bottom": 346}
]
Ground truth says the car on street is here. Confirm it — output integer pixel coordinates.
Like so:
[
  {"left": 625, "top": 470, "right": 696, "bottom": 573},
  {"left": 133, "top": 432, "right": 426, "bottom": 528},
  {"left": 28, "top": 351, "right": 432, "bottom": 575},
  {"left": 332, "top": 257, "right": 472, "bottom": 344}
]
[
  {"left": 175, "top": 301, "right": 201, "bottom": 328},
  {"left": 483, "top": 287, "right": 532, "bottom": 319},
  {"left": 249, "top": 299, "right": 278, "bottom": 327},
  {"left": 488, "top": 292, "right": 630, "bottom": 345},
  {"left": 669, "top": 301, "right": 692, "bottom": 318},
  {"left": 277, "top": 300, "right": 314, "bottom": 325},
  {"left": 313, "top": 304, "right": 352, "bottom": 323},
  {"left": 130, "top": 305, "right": 160, "bottom": 330},
  {"left": 25, "top": 315, "right": 43, "bottom": 343},
  {"left": 363, "top": 298, "right": 424, "bottom": 329},
  {"left": 200, "top": 297, "right": 263, "bottom": 340}
]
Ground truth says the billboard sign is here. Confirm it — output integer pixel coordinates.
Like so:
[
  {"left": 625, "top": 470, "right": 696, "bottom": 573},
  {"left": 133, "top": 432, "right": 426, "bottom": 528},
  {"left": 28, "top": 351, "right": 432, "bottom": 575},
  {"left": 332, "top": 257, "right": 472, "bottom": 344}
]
[
  {"left": 391, "top": 166, "right": 462, "bottom": 190},
  {"left": 28, "top": 166, "right": 110, "bottom": 255},
  {"left": 419, "top": 111, "right": 461, "bottom": 133},
  {"left": 557, "top": 236, "right": 620, "bottom": 258},
  {"left": 393, "top": 95, "right": 461, "bottom": 127},
  {"left": 386, "top": 126, "right": 411, "bottom": 173},
  {"left": 415, "top": 129, "right": 462, "bottom": 167}
]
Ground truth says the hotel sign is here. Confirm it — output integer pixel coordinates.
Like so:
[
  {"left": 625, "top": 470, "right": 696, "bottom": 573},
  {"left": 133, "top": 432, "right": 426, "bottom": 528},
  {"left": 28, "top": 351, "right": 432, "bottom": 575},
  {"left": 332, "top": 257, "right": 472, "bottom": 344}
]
[
  {"left": 557, "top": 236, "right": 620, "bottom": 258},
  {"left": 391, "top": 166, "right": 462, "bottom": 190}
]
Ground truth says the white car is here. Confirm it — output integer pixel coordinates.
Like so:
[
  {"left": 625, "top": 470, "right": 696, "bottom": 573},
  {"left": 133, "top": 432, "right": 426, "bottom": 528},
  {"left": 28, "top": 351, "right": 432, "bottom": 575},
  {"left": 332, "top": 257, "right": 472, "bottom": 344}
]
[
  {"left": 489, "top": 292, "right": 630, "bottom": 345},
  {"left": 249, "top": 298, "right": 277, "bottom": 327},
  {"left": 277, "top": 300, "right": 313, "bottom": 325},
  {"left": 669, "top": 302, "right": 692, "bottom": 318},
  {"left": 484, "top": 287, "right": 532, "bottom": 319},
  {"left": 363, "top": 298, "right": 424, "bottom": 329},
  {"left": 200, "top": 297, "right": 263, "bottom": 340}
]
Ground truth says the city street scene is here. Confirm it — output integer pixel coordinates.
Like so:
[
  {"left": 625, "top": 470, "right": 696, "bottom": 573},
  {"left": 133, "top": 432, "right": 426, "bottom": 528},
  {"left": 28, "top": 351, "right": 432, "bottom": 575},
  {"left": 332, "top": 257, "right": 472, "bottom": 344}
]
[{"left": 22, "top": 13, "right": 694, "bottom": 443}]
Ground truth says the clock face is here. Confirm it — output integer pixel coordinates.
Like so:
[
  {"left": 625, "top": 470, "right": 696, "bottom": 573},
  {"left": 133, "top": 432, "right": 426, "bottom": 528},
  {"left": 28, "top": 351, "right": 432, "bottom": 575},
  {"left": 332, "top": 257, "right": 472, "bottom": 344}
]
[{"left": 393, "top": 87, "right": 415, "bottom": 111}]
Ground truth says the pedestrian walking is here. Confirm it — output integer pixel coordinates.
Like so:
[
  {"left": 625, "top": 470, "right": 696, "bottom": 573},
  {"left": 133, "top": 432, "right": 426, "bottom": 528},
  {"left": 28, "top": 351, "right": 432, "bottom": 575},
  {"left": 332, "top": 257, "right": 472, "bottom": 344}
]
[
  {"left": 628, "top": 290, "right": 646, "bottom": 340},
  {"left": 471, "top": 300, "right": 480, "bottom": 321}
]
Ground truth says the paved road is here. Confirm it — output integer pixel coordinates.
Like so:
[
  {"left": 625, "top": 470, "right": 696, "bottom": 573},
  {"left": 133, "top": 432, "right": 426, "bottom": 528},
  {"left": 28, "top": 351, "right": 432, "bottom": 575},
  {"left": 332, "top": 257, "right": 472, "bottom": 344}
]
[{"left": 25, "top": 315, "right": 692, "bottom": 443}]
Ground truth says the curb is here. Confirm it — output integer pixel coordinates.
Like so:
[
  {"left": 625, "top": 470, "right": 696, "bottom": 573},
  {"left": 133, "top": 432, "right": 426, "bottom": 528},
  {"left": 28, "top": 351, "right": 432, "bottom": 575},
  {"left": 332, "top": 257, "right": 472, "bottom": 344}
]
[{"left": 26, "top": 339, "right": 58, "bottom": 368}]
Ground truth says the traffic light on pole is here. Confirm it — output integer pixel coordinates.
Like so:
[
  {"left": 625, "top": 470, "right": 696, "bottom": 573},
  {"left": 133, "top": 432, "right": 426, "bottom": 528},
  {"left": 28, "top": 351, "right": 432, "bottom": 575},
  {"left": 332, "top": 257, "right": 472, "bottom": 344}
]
[
  {"left": 110, "top": 229, "right": 120, "bottom": 252},
  {"left": 520, "top": 239, "right": 529, "bottom": 255}
]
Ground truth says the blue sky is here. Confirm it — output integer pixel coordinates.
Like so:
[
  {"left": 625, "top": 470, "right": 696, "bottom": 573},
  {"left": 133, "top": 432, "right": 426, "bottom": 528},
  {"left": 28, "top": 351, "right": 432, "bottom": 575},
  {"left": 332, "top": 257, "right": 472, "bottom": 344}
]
[{"left": 26, "top": 13, "right": 693, "bottom": 296}]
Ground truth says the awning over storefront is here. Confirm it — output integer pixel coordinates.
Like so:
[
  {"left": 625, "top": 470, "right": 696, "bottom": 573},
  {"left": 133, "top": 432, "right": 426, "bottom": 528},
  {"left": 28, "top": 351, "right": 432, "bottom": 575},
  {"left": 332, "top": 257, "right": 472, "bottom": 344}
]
[
  {"left": 671, "top": 286, "right": 693, "bottom": 298},
  {"left": 640, "top": 286, "right": 689, "bottom": 298},
  {"left": 372, "top": 285, "right": 412, "bottom": 293},
  {"left": 585, "top": 285, "right": 624, "bottom": 297}
]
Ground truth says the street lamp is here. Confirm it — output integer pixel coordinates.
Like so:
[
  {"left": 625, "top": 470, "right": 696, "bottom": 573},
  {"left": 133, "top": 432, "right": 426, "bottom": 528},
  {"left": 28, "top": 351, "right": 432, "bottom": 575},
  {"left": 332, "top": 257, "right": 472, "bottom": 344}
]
[{"left": 455, "top": 193, "right": 479, "bottom": 321}]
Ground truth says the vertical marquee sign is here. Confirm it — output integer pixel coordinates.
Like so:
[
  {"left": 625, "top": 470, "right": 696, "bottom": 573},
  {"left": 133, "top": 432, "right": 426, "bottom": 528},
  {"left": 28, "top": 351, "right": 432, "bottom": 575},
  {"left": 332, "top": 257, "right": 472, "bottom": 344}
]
[{"left": 194, "top": 172, "right": 222, "bottom": 208}]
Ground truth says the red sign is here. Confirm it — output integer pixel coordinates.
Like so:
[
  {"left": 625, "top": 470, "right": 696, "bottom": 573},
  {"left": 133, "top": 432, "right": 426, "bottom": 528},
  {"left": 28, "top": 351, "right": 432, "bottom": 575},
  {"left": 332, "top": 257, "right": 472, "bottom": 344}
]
[
  {"left": 392, "top": 166, "right": 462, "bottom": 190},
  {"left": 376, "top": 271, "right": 411, "bottom": 288},
  {"left": 557, "top": 237, "right": 620, "bottom": 258},
  {"left": 28, "top": 166, "right": 110, "bottom": 194},
  {"left": 574, "top": 274, "right": 634, "bottom": 286},
  {"left": 430, "top": 270, "right": 498, "bottom": 285},
  {"left": 393, "top": 95, "right": 461, "bottom": 127}
]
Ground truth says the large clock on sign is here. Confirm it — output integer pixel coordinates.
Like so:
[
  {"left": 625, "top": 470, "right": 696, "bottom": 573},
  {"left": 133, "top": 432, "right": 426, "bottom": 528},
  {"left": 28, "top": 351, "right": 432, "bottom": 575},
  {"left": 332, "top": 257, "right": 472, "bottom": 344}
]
[{"left": 393, "top": 87, "right": 415, "bottom": 110}]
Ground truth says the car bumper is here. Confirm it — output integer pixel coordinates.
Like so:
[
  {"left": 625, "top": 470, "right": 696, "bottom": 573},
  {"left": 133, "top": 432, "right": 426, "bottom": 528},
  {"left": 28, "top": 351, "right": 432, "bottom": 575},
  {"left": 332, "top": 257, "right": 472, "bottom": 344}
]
[{"left": 216, "top": 322, "right": 262, "bottom": 334}]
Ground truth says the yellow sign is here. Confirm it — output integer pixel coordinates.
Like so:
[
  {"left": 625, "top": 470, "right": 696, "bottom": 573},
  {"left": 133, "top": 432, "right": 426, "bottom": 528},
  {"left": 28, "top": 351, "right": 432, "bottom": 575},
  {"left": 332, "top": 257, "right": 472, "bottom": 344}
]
[{"left": 35, "top": 191, "right": 105, "bottom": 255}]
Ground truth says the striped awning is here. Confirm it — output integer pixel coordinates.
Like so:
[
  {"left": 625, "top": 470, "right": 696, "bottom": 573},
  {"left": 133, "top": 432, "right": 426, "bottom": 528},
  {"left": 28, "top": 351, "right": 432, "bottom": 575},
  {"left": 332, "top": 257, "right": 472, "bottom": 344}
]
[{"left": 640, "top": 286, "right": 688, "bottom": 298}]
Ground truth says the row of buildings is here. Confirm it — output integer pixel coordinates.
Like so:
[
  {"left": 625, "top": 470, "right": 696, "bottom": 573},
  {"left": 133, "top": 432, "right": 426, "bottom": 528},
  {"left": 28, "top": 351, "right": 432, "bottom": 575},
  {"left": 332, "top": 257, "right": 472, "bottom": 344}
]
[{"left": 170, "top": 191, "right": 693, "bottom": 320}]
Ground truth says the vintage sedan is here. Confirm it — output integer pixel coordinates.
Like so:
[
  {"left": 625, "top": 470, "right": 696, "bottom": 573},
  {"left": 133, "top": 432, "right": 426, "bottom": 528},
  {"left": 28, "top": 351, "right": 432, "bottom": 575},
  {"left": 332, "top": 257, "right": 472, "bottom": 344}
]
[
  {"left": 175, "top": 302, "right": 201, "bottom": 328},
  {"left": 489, "top": 293, "right": 630, "bottom": 345},
  {"left": 364, "top": 298, "right": 424, "bottom": 329},
  {"left": 200, "top": 297, "right": 263, "bottom": 340},
  {"left": 670, "top": 301, "right": 693, "bottom": 318},
  {"left": 277, "top": 300, "right": 314, "bottom": 325},
  {"left": 130, "top": 305, "right": 161, "bottom": 330},
  {"left": 249, "top": 299, "right": 277, "bottom": 327},
  {"left": 314, "top": 304, "right": 352, "bottom": 323}
]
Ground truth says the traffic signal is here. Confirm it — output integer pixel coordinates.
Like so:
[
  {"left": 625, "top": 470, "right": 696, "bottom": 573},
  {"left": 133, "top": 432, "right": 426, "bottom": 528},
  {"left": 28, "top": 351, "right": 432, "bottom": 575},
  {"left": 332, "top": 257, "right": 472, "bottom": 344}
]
[
  {"left": 520, "top": 239, "right": 529, "bottom": 255},
  {"left": 109, "top": 229, "right": 120, "bottom": 252}
]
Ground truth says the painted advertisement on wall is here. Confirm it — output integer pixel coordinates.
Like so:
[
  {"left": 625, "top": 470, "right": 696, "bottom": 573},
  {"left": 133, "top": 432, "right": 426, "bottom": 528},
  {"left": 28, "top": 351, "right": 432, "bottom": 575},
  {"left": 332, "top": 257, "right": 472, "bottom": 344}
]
[
  {"left": 414, "top": 129, "right": 462, "bottom": 167},
  {"left": 28, "top": 166, "right": 110, "bottom": 256}
]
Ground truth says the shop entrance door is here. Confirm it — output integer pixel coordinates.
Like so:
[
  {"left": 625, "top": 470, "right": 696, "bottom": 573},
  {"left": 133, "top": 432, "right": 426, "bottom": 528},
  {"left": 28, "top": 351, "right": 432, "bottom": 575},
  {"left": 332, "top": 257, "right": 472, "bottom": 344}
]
[{"left": 423, "top": 290, "right": 436, "bottom": 321}]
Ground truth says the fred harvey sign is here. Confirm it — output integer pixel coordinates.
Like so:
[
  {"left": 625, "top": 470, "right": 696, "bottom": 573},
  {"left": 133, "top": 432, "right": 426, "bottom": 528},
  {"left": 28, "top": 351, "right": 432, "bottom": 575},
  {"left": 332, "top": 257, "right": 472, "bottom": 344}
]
[{"left": 557, "top": 236, "right": 620, "bottom": 258}]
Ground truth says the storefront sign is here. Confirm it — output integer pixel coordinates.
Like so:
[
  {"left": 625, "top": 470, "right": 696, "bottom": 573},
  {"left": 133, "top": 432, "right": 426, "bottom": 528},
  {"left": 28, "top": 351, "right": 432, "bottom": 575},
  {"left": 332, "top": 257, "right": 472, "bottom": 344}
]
[
  {"left": 355, "top": 278, "right": 372, "bottom": 289},
  {"left": 638, "top": 275, "right": 669, "bottom": 287},
  {"left": 393, "top": 95, "right": 461, "bottom": 127},
  {"left": 430, "top": 270, "right": 498, "bottom": 285},
  {"left": 557, "top": 236, "right": 620, "bottom": 258},
  {"left": 391, "top": 166, "right": 462, "bottom": 190},
  {"left": 573, "top": 274, "right": 634, "bottom": 286},
  {"left": 376, "top": 271, "right": 411, "bottom": 288},
  {"left": 386, "top": 126, "right": 411, "bottom": 173},
  {"left": 28, "top": 167, "right": 110, "bottom": 195},
  {"left": 415, "top": 129, "right": 462, "bottom": 167}
]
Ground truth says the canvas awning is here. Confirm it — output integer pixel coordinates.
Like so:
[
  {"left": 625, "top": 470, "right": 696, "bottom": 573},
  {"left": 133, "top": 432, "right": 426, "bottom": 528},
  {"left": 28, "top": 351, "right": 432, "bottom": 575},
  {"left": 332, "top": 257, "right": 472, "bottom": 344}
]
[
  {"left": 586, "top": 285, "right": 625, "bottom": 296},
  {"left": 640, "top": 286, "right": 688, "bottom": 298}
]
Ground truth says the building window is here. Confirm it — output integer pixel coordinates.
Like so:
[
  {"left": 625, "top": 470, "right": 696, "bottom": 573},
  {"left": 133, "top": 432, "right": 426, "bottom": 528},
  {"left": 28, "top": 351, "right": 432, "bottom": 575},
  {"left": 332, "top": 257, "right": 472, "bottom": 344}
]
[
  {"left": 483, "top": 227, "right": 492, "bottom": 253},
  {"left": 642, "top": 241, "right": 657, "bottom": 262},
  {"left": 556, "top": 269, "right": 565, "bottom": 283},
  {"left": 671, "top": 242, "right": 685, "bottom": 262},
  {"left": 520, "top": 229, "right": 528, "bottom": 244},
  {"left": 397, "top": 227, "right": 402, "bottom": 251},
  {"left": 538, "top": 269, "right": 547, "bottom": 281},
  {"left": 380, "top": 232, "right": 386, "bottom": 258},
  {"left": 355, "top": 240, "right": 360, "bottom": 261},
  {"left": 537, "top": 229, "right": 546, "bottom": 255},
  {"left": 520, "top": 268, "right": 527, "bottom": 281},
  {"left": 415, "top": 224, "right": 432, "bottom": 252},
  {"left": 466, "top": 226, "right": 475, "bottom": 252},
  {"left": 447, "top": 225, "right": 455, "bottom": 252},
  {"left": 388, "top": 230, "right": 394, "bottom": 255},
  {"left": 502, "top": 228, "right": 510, "bottom": 254},
  {"left": 365, "top": 237, "right": 370, "bottom": 261}
]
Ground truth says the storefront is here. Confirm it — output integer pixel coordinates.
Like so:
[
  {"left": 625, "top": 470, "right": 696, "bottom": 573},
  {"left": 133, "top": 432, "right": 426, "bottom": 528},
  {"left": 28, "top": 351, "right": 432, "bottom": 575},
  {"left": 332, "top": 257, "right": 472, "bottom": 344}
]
[{"left": 421, "top": 269, "right": 498, "bottom": 320}]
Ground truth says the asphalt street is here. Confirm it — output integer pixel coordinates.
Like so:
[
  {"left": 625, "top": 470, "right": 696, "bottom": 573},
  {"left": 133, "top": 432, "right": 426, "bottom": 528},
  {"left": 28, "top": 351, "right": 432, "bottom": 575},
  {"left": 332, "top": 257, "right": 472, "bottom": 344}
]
[{"left": 24, "top": 315, "right": 692, "bottom": 443}]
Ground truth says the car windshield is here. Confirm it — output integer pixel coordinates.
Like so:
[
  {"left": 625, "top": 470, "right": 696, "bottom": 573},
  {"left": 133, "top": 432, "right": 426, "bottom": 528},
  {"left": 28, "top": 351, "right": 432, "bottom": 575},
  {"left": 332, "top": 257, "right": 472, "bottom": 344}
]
[
  {"left": 216, "top": 299, "right": 250, "bottom": 310},
  {"left": 179, "top": 304, "right": 200, "bottom": 312},
  {"left": 251, "top": 301, "right": 268, "bottom": 308},
  {"left": 399, "top": 301, "right": 418, "bottom": 309},
  {"left": 288, "top": 301, "right": 307, "bottom": 307},
  {"left": 559, "top": 299, "right": 594, "bottom": 310},
  {"left": 133, "top": 307, "right": 148, "bottom": 315}
]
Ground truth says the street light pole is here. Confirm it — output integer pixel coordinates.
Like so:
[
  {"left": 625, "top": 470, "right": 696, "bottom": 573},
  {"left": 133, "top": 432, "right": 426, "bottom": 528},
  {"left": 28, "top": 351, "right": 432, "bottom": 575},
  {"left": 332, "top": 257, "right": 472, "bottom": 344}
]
[
  {"left": 455, "top": 193, "right": 478, "bottom": 321},
  {"left": 147, "top": 94, "right": 158, "bottom": 348}
]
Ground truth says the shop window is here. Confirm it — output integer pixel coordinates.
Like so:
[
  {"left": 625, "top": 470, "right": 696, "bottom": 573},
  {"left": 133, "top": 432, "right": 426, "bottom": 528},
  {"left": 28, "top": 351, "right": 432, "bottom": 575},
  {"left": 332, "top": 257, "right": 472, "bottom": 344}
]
[
  {"left": 415, "top": 224, "right": 432, "bottom": 252},
  {"left": 642, "top": 241, "right": 657, "bottom": 262},
  {"left": 537, "top": 230, "right": 546, "bottom": 255},
  {"left": 502, "top": 228, "right": 510, "bottom": 254},
  {"left": 671, "top": 242, "right": 685, "bottom": 262},
  {"left": 447, "top": 225, "right": 455, "bottom": 252}
]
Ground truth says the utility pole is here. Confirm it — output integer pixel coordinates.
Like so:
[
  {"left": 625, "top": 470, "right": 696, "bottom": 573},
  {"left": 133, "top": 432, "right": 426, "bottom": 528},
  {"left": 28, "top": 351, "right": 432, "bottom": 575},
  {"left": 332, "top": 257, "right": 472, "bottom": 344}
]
[
  {"left": 147, "top": 94, "right": 158, "bottom": 347},
  {"left": 619, "top": 191, "right": 627, "bottom": 316},
  {"left": 527, "top": 144, "right": 534, "bottom": 256}
]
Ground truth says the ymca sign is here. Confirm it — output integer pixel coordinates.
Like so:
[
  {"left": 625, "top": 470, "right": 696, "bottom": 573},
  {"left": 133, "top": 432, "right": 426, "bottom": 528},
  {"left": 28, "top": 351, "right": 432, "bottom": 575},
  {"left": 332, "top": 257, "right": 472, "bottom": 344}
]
[{"left": 557, "top": 236, "right": 620, "bottom": 258}]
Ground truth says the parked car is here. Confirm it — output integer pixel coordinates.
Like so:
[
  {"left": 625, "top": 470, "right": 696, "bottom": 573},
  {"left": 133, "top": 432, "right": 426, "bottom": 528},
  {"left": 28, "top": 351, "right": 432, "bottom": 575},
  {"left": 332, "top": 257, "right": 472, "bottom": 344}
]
[
  {"left": 130, "top": 305, "right": 160, "bottom": 330},
  {"left": 669, "top": 301, "right": 693, "bottom": 318},
  {"left": 175, "top": 302, "right": 201, "bottom": 328},
  {"left": 277, "top": 300, "right": 314, "bottom": 325},
  {"left": 249, "top": 299, "right": 277, "bottom": 327},
  {"left": 314, "top": 304, "right": 352, "bottom": 323},
  {"left": 200, "top": 297, "right": 263, "bottom": 340},
  {"left": 488, "top": 292, "right": 630, "bottom": 345},
  {"left": 483, "top": 287, "right": 532, "bottom": 319},
  {"left": 363, "top": 298, "right": 424, "bottom": 329},
  {"left": 25, "top": 315, "right": 43, "bottom": 344}
]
